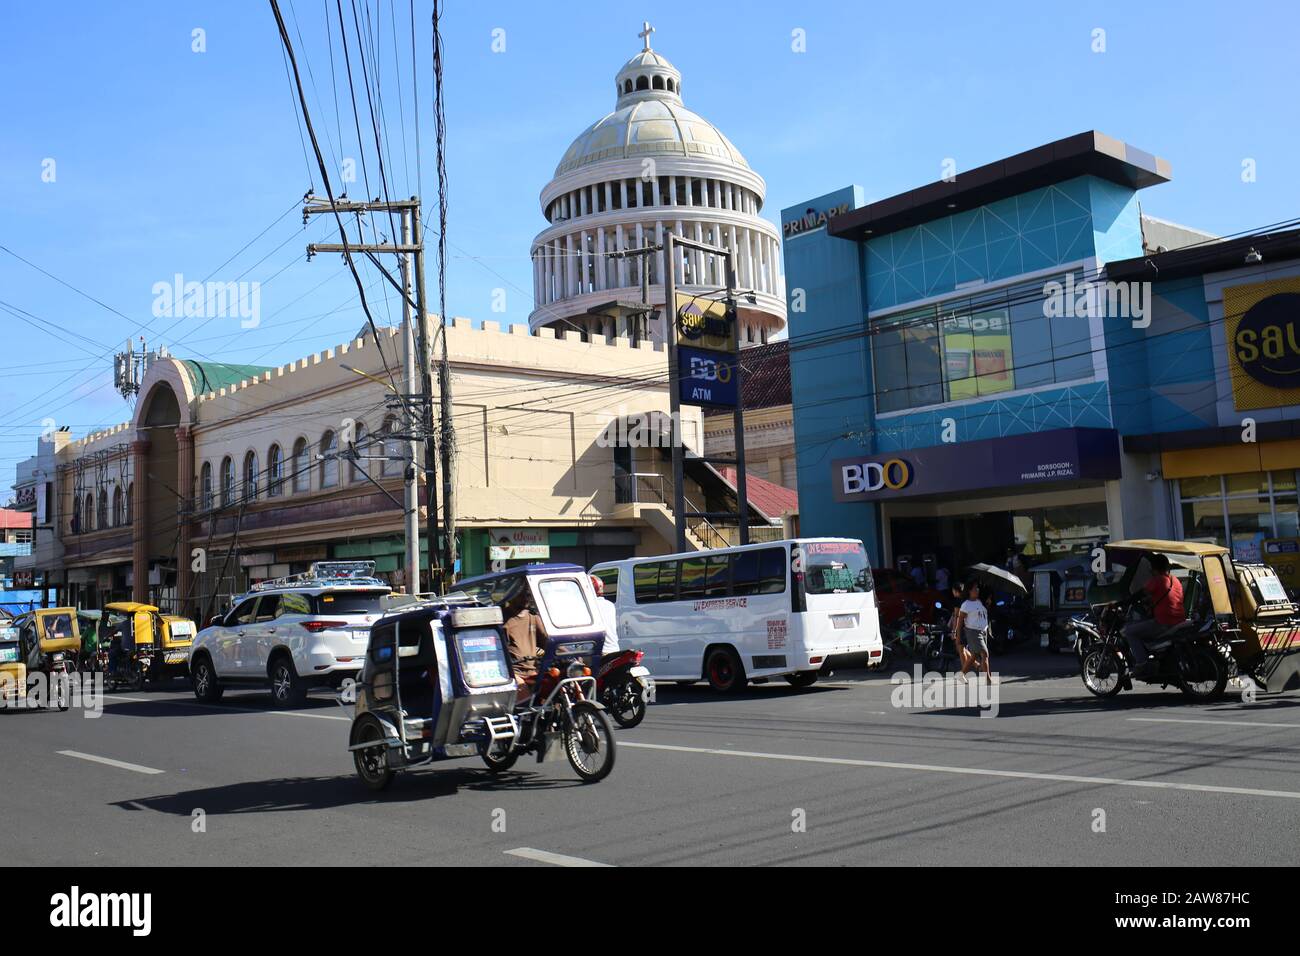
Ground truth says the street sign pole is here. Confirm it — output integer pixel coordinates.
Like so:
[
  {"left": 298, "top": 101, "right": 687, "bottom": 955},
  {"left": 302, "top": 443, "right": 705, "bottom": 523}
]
[
  {"left": 664, "top": 231, "right": 687, "bottom": 553},
  {"left": 726, "top": 259, "right": 749, "bottom": 545}
]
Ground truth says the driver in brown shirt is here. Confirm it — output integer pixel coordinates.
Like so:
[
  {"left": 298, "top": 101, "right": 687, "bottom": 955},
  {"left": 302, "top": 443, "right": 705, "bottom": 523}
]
[{"left": 503, "top": 593, "right": 547, "bottom": 700}]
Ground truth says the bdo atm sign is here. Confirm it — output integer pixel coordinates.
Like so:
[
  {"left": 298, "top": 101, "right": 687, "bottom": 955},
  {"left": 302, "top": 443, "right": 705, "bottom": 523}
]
[{"left": 678, "top": 345, "right": 738, "bottom": 408}]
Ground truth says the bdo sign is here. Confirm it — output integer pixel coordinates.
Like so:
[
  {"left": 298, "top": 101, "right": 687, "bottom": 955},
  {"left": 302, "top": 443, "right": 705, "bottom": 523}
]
[{"left": 839, "top": 459, "right": 912, "bottom": 495}]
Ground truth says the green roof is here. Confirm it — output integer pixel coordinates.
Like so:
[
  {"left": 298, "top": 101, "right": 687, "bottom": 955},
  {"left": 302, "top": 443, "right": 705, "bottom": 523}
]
[{"left": 182, "top": 361, "right": 274, "bottom": 394}]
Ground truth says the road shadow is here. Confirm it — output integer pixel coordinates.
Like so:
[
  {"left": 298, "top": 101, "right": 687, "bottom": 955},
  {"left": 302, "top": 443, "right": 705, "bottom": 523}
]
[
  {"left": 914, "top": 687, "right": 1299, "bottom": 719},
  {"left": 112, "top": 766, "right": 583, "bottom": 814}
]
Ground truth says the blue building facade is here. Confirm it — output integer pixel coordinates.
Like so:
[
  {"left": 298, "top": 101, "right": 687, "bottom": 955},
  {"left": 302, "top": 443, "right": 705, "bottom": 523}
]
[{"left": 783, "top": 131, "right": 1300, "bottom": 582}]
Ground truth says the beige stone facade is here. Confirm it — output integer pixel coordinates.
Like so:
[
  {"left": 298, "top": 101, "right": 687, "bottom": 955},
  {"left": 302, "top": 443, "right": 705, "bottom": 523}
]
[{"left": 30, "top": 318, "right": 775, "bottom": 616}]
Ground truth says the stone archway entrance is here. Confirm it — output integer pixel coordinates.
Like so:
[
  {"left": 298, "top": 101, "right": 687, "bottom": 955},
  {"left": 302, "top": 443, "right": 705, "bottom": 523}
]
[{"left": 134, "top": 382, "right": 193, "bottom": 613}]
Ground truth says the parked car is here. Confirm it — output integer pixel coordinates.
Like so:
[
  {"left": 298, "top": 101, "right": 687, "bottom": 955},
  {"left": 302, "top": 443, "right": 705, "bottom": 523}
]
[
  {"left": 871, "top": 569, "right": 943, "bottom": 624},
  {"left": 188, "top": 560, "right": 391, "bottom": 707}
]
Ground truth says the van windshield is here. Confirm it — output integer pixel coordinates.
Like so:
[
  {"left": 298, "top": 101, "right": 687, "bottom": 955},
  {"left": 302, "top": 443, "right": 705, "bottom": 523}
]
[{"left": 798, "top": 541, "right": 873, "bottom": 595}]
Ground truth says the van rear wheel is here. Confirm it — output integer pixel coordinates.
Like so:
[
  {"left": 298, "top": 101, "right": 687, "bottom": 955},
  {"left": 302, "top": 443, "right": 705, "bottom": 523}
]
[{"left": 705, "top": 647, "right": 747, "bottom": 694}]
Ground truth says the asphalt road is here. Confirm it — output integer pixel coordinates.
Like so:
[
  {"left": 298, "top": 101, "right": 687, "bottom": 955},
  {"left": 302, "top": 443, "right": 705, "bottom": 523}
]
[{"left": 5, "top": 653, "right": 1300, "bottom": 867}]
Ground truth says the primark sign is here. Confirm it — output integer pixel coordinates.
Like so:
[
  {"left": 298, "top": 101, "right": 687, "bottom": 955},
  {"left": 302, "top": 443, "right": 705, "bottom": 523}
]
[{"left": 831, "top": 427, "right": 1121, "bottom": 502}]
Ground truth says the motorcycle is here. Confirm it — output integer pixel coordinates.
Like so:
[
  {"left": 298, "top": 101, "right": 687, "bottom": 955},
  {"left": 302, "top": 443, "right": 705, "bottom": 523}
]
[
  {"left": 989, "top": 595, "right": 1036, "bottom": 653},
  {"left": 1070, "top": 611, "right": 1101, "bottom": 664},
  {"left": 1080, "top": 592, "right": 1229, "bottom": 702},
  {"left": 104, "top": 643, "right": 154, "bottom": 692},
  {"left": 596, "top": 648, "right": 655, "bottom": 728},
  {"left": 879, "top": 600, "right": 925, "bottom": 669}
]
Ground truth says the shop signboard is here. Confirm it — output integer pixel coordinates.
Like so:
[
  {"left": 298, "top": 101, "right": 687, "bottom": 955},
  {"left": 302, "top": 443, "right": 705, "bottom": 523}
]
[
  {"left": 488, "top": 528, "right": 550, "bottom": 561},
  {"left": 678, "top": 346, "right": 738, "bottom": 408},
  {"left": 831, "top": 427, "right": 1121, "bottom": 502},
  {"left": 1263, "top": 538, "right": 1300, "bottom": 591},
  {"left": 675, "top": 293, "right": 735, "bottom": 353},
  {"left": 1225, "top": 276, "right": 1300, "bottom": 410}
]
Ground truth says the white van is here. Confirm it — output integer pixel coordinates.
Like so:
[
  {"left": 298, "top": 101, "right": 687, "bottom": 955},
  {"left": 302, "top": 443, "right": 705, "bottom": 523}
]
[{"left": 590, "top": 538, "right": 882, "bottom": 692}]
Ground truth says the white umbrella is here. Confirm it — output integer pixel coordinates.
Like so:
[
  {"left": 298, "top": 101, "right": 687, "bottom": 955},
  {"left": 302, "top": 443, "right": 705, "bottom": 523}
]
[{"left": 964, "top": 562, "right": 1029, "bottom": 597}]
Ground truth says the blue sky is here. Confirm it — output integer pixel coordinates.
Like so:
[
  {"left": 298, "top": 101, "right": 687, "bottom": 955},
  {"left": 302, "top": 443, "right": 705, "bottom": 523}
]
[{"left": 2, "top": 0, "right": 1298, "bottom": 490}]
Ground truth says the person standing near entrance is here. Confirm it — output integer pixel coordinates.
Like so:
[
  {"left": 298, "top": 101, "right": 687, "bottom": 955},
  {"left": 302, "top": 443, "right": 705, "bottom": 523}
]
[{"left": 955, "top": 581, "right": 992, "bottom": 683}]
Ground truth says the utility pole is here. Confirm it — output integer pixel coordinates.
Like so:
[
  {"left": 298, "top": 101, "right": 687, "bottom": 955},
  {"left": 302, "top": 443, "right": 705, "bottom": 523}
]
[
  {"left": 410, "top": 210, "right": 444, "bottom": 593},
  {"left": 437, "top": 325, "right": 457, "bottom": 585},
  {"left": 726, "top": 258, "right": 750, "bottom": 546},
  {"left": 663, "top": 232, "right": 687, "bottom": 552},
  {"left": 399, "top": 208, "right": 420, "bottom": 595},
  {"left": 610, "top": 232, "right": 750, "bottom": 552},
  {"left": 303, "top": 195, "right": 440, "bottom": 591}
]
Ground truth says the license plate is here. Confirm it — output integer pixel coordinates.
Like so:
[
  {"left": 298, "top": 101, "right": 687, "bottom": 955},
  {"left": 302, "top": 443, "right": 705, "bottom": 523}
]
[
  {"left": 629, "top": 665, "right": 650, "bottom": 677},
  {"left": 831, "top": 614, "right": 858, "bottom": 629}
]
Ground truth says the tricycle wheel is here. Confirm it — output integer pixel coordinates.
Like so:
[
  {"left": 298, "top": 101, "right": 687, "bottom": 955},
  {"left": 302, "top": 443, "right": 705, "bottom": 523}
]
[
  {"left": 481, "top": 748, "right": 519, "bottom": 773},
  {"left": 1178, "top": 646, "right": 1227, "bottom": 702},
  {"left": 352, "top": 719, "right": 394, "bottom": 792},
  {"left": 565, "top": 702, "right": 615, "bottom": 783},
  {"left": 1081, "top": 647, "right": 1125, "bottom": 698}
]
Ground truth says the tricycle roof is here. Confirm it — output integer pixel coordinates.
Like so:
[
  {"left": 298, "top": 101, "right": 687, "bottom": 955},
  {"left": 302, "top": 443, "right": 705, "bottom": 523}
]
[
  {"left": 104, "top": 601, "right": 160, "bottom": 614},
  {"left": 1105, "top": 539, "right": 1230, "bottom": 557},
  {"left": 455, "top": 563, "right": 587, "bottom": 591}
]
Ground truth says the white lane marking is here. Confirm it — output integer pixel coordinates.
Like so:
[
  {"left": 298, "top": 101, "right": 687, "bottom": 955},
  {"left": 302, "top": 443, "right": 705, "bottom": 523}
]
[
  {"left": 620, "top": 741, "right": 1300, "bottom": 800},
  {"left": 505, "top": 847, "right": 613, "bottom": 868},
  {"left": 101, "top": 694, "right": 152, "bottom": 702},
  {"left": 1130, "top": 716, "right": 1300, "bottom": 730},
  {"left": 264, "top": 709, "right": 348, "bottom": 722},
  {"left": 57, "top": 750, "right": 164, "bottom": 775}
]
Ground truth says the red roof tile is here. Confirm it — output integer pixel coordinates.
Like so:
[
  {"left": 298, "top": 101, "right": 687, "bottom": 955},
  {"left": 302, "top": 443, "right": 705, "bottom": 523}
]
[
  {"left": 718, "top": 466, "right": 798, "bottom": 519},
  {"left": 704, "top": 340, "right": 790, "bottom": 416}
]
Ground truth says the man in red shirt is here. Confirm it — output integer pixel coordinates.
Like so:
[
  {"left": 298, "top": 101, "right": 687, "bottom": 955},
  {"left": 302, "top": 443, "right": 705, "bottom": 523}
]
[{"left": 1123, "top": 553, "right": 1186, "bottom": 675}]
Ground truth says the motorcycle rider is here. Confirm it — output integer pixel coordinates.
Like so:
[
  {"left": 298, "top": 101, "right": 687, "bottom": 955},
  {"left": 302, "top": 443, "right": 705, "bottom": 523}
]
[
  {"left": 503, "top": 590, "right": 547, "bottom": 702},
  {"left": 1123, "top": 553, "right": 1186, "bottom": 678},
  {"left": 590, "top": 575, "right": 620, "bottom": 656}
]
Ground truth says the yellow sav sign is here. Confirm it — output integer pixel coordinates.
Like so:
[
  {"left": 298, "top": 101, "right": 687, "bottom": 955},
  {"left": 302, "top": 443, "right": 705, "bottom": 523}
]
[{"left": 1226, "top": 276, "right": 1300, "bottom": 411}]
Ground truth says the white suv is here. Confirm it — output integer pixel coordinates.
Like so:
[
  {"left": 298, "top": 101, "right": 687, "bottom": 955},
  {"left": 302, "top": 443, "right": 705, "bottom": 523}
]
[{"left": 189, "top": 562, "right": 391, "bottom": 707}]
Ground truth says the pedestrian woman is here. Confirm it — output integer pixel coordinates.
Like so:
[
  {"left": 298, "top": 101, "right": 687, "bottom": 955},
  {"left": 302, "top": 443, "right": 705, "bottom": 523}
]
[{"left": 955, "top": 581, "right": 992, "bottom": 683}]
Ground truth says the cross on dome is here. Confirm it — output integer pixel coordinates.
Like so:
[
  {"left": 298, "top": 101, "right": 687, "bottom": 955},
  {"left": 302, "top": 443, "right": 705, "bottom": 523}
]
[{"left": 639, "top": 21, "right": 654, "bottom": 51}]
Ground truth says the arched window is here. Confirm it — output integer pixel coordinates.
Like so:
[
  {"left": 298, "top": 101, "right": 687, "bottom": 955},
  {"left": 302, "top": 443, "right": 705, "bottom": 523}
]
[
  {"left": 220, "top": 456, "right": 235, "bottom": 508},
  {"left": 623, "top": 79, "right": 632, "bottom": 94},
  {"left": 667, "top": 78, "right": 676, "bottom": 93},
  {"left": 292, "top": 438, "right": 310, "bottom": 493},
  {"left": 635, "top": 75, "right": 648, "bottom": 91},
  {"left": 243, "top": 450, "right": 259, "bottom": 501},
  {"left": 267, "top": 444, "right": 283, "bottom": 497},
  {"left": 381, "top": 416, "right": 401, "bottom": 477},
  {"left": 652, "top": 75, "right": 664, "bottom": 90},
  {"left": 112, "top": 485, "right": 124, "bottom": 526},
  {"left": 350, "top": 422, "right": 368, "bottom": 482},
  {"left": 72, "top": 495, "right": 82, "bottom": 534},
  {"left": 84, "top": 493, "right": 94, "bottom": 531},
  {"left": 96, "top": 490, "right": 108, "bottom": 530},
  {"left": 320, "top": 430, "right": 338, "bottom": 488},
  {"left": 200, "top": 462, "right": 213, "bottom": 511},
  {"left": 126, "top": 483, "right": 133, "bottom": 524}
]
